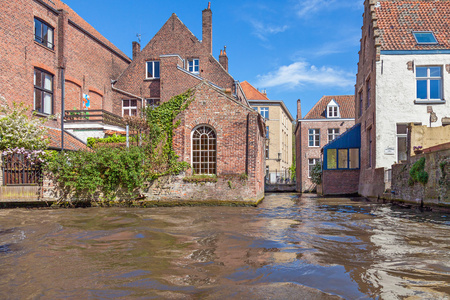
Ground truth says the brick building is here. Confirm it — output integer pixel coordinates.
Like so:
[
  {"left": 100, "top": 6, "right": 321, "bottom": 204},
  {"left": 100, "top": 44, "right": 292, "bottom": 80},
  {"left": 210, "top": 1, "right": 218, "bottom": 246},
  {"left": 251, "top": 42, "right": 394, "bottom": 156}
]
[
  {"left": 295, "top": 95, "right": 355, "bottom": 192},
  {"left": 111, "top": 3, "right": 265, "bottom": 202},
  {"left": 0, "top": 0, "right": 131, "bottom": 147},
  {"left": 356, "top": 0, "right": 450, "bottom": 198},
  {"left": 241, "top": 81, "right": 294, "bottom": 183}
]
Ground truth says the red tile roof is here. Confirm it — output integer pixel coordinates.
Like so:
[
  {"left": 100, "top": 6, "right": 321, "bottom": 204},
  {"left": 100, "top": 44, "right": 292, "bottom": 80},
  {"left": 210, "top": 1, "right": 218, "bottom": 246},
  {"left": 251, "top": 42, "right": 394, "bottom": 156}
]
[
  {"left": 376, "top": 0, "right": 450, "bottom": 51},
  {"left": 46, "top": 127, "right": 87, "bottom": 151},
  {"left": 240, "top": 81, "right": 270, "bottom": 100},
  {"left": 43, "top": 0, "right": 130, "bottom": 61},
  {"left": 304, "top": 95, "right": 355, "bottom": 120}
]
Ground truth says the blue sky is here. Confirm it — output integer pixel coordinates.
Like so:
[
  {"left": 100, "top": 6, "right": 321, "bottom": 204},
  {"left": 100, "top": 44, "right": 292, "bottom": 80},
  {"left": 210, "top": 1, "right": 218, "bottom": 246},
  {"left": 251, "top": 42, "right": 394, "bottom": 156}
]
[{"left": 64, "top": 0, "right": 363, "bottom": 119}]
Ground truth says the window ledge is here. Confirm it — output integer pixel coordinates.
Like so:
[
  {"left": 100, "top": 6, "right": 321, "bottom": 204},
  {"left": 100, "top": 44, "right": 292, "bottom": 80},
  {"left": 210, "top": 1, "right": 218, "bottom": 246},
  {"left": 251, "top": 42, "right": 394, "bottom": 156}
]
[
  {"left": 414, "top": 99, "right": 446, "bottom": 105},
  {"left": 34, "top": 111, "right": 56, "bottom": 120},
  {"left": 144, "top": 78, "right": 160, "bottom": 81},
  {"left": 34, "top": 41, "right": 55, "bottom": 53}
]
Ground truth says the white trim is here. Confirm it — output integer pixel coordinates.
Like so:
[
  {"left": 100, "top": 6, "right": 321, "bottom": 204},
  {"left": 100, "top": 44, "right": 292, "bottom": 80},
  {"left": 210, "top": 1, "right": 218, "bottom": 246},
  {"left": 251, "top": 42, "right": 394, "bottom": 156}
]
[
  {"left": 145, "top": 61, "right": 160, "bottom": 79},
  {"left": 297, "top": 118, "right": 354, "bottom": 122}
]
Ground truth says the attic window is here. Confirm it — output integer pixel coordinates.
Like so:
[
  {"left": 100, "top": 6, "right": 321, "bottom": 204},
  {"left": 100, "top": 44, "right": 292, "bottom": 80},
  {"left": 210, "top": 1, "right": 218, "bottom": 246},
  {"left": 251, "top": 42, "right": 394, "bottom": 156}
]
[
  {"left": 413, "top": 32, "right": 438, "bottom": 44},
  {"left": 327, "top": 99, "right": 340, "bottom": 118}
]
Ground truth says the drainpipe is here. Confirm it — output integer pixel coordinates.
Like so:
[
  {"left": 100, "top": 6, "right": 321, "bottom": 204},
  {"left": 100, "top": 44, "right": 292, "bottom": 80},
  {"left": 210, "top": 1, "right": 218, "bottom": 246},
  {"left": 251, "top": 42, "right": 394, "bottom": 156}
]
[
  {"left": 245, "top": 114, "right": 249, "bottom": 176},
  {"left": 61, "top": 67, "right": 65, "bottom": 151}
]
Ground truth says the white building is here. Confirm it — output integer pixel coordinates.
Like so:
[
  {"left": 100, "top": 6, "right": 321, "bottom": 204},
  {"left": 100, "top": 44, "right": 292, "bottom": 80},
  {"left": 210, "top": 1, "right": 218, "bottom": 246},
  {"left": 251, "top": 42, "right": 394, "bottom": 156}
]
[{"left": 356, "top": 0, "right": 450, "bottom": 197}]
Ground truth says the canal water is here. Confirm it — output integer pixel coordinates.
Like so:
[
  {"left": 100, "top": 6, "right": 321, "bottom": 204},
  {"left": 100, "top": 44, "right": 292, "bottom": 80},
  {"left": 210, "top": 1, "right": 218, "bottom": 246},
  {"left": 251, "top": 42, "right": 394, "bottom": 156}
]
[{"left": 0, "top": 194, "right": 449, "bottom": 299}]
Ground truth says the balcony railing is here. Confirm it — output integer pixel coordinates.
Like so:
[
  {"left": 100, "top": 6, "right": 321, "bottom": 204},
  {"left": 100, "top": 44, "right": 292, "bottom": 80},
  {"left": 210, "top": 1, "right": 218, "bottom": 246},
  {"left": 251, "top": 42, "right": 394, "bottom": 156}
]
[{"left": 64, "top": 110, "right": 125, "bottom": 128}]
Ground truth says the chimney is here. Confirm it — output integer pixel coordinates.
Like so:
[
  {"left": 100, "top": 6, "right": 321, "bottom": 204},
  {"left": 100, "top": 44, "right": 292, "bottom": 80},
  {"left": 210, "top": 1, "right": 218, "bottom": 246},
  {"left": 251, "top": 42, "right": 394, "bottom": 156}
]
[
  {"left": 202, "top": 2, "right": 212, "bottom": 54},
  {"left": 132, "top": 41, "right": 140, "bottom": 60},
  {"left": 219, "top": 46, "right": 228, "bottom": 72},
  {"left": 297, "top": 99, "right": 302, "bottom": 120}
]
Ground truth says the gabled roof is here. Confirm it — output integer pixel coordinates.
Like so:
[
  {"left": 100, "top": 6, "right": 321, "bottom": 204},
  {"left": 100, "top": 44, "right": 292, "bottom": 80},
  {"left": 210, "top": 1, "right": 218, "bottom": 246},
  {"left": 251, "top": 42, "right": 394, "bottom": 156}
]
[
  {"left": 304, "top": 95, "right": 355, "bottom": 120},
  {"left": 46, "top": 127, "right": 87, "bottom": 151},
  {"left": 240, "top": 81, "right": 269, "bottom": 100},
  {"left": 376, "top": 0, "right": 450, "bottom": 51},
  {"left": 41, "top": 0, "right": 130, "bottom": 62}
]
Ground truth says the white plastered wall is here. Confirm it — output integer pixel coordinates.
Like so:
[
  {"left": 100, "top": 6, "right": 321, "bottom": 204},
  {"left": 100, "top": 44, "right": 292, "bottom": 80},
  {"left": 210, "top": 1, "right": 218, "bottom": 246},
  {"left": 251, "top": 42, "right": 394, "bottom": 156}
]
[{"left": 375, "top": 53, "right": 450, "bottom": 169}]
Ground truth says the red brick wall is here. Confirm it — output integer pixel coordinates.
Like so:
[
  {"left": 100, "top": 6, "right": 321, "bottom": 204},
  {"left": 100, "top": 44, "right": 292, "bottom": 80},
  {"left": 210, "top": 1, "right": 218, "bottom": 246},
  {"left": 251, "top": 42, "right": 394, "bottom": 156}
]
[
  {"left": 173, "top": 82, "right": 265, "bottom": 199},
  {"left": 322, "top": 169, "right": 360, "bottom": 195},
  {"left": 113, "top": 13, "right": 235, "bottom": 115},
  {"left": 356, "top": 0, "right": 378, "bottom": 196},
  {"left": 297, "top": 119, "right": 355, "bottom": 192},
  {"left": 0, "top": 0, "right": 130, "bottom": 129}
]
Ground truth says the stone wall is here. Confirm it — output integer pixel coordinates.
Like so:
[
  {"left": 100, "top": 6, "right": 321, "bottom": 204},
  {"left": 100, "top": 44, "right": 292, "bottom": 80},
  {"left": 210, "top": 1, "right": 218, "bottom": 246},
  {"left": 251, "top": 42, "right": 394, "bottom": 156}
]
[
  {"left": 143, "top": 173, "right": 262, "bottom": 204},
  {"left": 391, "top": 148, "right": 449, "bottom": 207}
]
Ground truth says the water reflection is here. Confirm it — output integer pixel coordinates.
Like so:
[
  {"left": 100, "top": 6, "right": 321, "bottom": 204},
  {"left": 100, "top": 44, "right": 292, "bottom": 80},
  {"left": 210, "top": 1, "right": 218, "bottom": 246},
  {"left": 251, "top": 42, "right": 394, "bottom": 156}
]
[{"left": 0, "top": 194, "right": 448, "bottom": 299}]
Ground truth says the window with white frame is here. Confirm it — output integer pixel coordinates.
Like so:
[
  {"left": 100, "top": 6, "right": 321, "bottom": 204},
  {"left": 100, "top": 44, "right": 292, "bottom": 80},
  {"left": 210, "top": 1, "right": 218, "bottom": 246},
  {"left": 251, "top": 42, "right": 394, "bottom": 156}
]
[
  {"left": 416, "top": 66, "right": 442, "bottom": 101},
  {"left": 188, "top": 59, "right": 199, "bottom": 74},
  {"left": 328, "top": 128, "right": 340, "bottom": 143},
  {"left": 146, "top": 98, "right": 160, "bottom": 108},
  {"left": 266, "top": 126, "right": 269, "bottom": 139},
  {"left": 34, "top": 18, "right": 54, "bottom": 49},
  {"left": 308, "top": 129, "right": 320, "bottom": 147},
  {"left": 396, "top": 124, "right": 408, "bottom": 162},
  {"left": 34, "top": 68, "right": 53, "bottom": 115},
  {"left": 308, "top": 158, "right": 319, "bottom": 178},
  {"left": 192, "top": 125, "right": 216, "bottom": 174},
  {"left": 260, "top": 107, "right": 269, "bottom": 119},
  {"left": 122, "top": 99, "right": 137, "bottom": 116},
  {"left": 327, "top": 99, "right": 340, "bottom": 118},
  {"left": 146, "top": 61, "right": 160, "bottom": 79}
]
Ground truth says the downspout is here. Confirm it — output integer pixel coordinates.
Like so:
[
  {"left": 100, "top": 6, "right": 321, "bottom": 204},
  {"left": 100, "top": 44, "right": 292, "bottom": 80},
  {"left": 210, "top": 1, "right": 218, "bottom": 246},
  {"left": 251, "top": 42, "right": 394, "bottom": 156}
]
[
  {"left": 245, "top": 113, "right": 249, "bottom": 176},
  {"left": 61, "top": 67, "right": 65, "bottom": 151}
]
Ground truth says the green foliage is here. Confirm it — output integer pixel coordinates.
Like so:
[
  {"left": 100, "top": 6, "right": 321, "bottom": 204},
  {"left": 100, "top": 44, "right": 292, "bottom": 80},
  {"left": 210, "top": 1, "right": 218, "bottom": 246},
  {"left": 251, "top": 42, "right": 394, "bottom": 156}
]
[
  {"left": 183, "top": 174, "right": 218, "bottom": 183},
  {"left": 290, "top": 153, "right": 296, "bottom": 180},
  {"left": 409, "top": 157, "right": 428, "bottom": 186},
  {"left": 239, "top": 173, "right": 248, "bottom": 181},
  {"left": 45, "top": 146, "right": 148, "bottom": 203},
  {"left": 0, "top": 97, "right": 50, "bottom": 151},
  {"left": 87, "top": 134, "right": 136, "bottom": 148},
  {"left": 310, "top": 161, "right": 322, "bottom": 185}
]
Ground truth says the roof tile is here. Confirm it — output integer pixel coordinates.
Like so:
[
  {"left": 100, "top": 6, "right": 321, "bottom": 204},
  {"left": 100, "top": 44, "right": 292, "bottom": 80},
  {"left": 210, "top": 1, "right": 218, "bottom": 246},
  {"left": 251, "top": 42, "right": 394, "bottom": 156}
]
[
  {"left": 304, "top": 95, "right": 355, "bottom": 120},
  {"left": 240, "top": 81, "right": 270, "bottom": 100}
]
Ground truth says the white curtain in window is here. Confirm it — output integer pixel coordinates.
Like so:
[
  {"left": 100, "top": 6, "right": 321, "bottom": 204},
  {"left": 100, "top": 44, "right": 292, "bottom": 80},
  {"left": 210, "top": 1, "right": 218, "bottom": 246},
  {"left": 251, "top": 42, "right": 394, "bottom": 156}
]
[
  {"left": 44, "top": 74, "right": 52, "bottom": 90},
  {"left": 44, "top": 93, "right": 52, "bottom": 114}
]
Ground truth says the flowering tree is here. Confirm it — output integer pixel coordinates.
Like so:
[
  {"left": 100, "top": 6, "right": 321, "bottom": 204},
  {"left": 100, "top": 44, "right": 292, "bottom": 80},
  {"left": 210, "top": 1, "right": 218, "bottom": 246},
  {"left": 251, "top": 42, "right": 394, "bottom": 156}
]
[{"left": 0, "top": 96, "right": 50, "bottom": 151}]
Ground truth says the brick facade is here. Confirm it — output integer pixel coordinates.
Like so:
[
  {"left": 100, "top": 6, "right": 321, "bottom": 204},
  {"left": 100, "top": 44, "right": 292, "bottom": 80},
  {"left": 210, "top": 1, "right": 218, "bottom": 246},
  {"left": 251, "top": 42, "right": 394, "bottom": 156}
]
[
  {"left": 0, "top": 0, "right": 130, "bottom": 142},
  {"left": 322, "top": 169, "right": 360, "bottom": 195}
]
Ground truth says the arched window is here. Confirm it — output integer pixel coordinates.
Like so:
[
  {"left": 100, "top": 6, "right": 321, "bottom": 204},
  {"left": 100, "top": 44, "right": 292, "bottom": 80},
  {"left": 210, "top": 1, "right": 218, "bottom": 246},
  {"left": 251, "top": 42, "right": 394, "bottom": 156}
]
[{"left": 192, "top": 126, "right": 216, "bottom": 174}]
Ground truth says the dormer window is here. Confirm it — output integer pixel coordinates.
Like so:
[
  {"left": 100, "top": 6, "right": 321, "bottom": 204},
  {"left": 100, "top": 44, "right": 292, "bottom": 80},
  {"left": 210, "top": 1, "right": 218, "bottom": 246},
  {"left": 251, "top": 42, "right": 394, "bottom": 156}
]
[
  {"left": 327, "top": 99, "right": 340, "bottom": 118},
  {"left": 188, "top": 59, "right": 199, "bottom": 74},
  {"left": 413, "top": 31, "right": 438, "bottom": 44}
]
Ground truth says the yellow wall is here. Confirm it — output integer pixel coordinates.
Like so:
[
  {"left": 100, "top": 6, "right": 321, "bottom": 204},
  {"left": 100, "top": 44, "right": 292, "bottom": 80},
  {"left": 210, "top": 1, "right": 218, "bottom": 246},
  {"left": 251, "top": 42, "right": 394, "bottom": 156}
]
[{"left": 410, "top": 124, "right": 450, "bottom": 155}]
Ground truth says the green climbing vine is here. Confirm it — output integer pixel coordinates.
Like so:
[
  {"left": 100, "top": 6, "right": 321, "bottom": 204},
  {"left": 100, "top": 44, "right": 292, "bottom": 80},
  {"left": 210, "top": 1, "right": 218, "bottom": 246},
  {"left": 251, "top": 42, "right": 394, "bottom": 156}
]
[
  {"left": 45, "top": 90, "right": 194, "bottom": 205},
  {"left": 408, "top": 157, "right": 429, "bottom": 186}
]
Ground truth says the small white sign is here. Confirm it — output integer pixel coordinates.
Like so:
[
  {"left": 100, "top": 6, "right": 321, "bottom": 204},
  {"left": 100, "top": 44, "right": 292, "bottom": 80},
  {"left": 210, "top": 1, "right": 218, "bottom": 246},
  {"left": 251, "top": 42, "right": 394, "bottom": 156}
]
[{"left": 384, "top": 147, "right": 395, "bottom": 155}]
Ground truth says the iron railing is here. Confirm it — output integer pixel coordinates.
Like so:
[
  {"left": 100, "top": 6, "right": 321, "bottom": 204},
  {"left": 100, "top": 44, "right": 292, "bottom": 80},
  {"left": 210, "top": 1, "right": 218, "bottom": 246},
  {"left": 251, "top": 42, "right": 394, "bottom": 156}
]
[
  {"left": 265, "top": 169, "right": 296, "bottom": 184},
  {"left": 2, "top": 154, "right": 42, "bottom": 186},
  {"left": 64, "top": 110, "right": 125, "bottom": 128}
]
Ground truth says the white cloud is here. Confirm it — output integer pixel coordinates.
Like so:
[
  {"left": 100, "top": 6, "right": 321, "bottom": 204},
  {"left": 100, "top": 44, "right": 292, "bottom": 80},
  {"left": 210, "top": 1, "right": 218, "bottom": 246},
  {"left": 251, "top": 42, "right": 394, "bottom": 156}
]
[
  {"left": 248, "top": 19, "right": 289, "bottom": 41},
  {"left": 296, "top": 0, "right": 362, "bottom": 18},
  {"left": 256, "top": 61, "right": 355, "bottom": 89}
]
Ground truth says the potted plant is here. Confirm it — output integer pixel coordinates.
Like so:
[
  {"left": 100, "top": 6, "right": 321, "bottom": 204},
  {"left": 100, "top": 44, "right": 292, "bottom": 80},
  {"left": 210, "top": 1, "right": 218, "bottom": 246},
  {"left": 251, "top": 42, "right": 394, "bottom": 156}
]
[{"left": 413, "top": 145, "right": 423, "bottom": 155}]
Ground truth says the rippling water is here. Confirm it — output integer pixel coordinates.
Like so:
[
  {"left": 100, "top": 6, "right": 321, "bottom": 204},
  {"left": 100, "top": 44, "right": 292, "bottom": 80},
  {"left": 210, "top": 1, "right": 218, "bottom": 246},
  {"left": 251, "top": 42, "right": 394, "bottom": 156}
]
[{"left": 0, "top": 194, "right": 449, "bottom": 299}]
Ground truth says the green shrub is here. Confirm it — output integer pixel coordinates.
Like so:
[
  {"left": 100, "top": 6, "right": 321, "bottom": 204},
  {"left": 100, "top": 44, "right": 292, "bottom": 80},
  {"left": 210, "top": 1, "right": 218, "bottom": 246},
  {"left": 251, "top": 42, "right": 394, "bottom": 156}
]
[
  {"left": 310, "top": 161, "right": 322, "bottom": 185},
  {"left": 409, "top": 157, "right": 428, "bottom": 185}
]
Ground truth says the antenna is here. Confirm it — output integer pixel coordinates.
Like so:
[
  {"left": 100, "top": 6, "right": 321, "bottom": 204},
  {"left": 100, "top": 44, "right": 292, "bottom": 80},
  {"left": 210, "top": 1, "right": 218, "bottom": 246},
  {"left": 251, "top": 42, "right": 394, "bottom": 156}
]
[{"left": 136, "top": 33, "right": 142, "bottom": 43}]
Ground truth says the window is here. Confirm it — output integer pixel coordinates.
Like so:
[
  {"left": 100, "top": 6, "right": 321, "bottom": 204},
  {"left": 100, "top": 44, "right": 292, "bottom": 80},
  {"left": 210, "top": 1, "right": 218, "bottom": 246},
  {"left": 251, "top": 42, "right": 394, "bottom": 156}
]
[
  {"left": 359, "top": 91, "right": 363, "bottom": 117},
  {"left": 188, "top": 59, "right": 199, "bottom": 74},
  {"left": 328, "top": 128, "right": 340, "bottom": 143},
  {"left": 146, "top": 98, "right": 160, "bottom": 108},
  {"left": 192, "top": 126, "right": 216, "bottom": 175},
  {"left": 122, "top": 99, "right": 137, "bottom": 116},
  {"left": 266, "top": 126, "right": 269, "bottom": 139},
  {"left": 338, "top": 149, "right": 348, "bottom": 169},
  {"left": 397, "top": 124, "right": 408, "bottom": 162},
  {"left": 308, "top": 158, "right": 319, "bottom": 178},
  {"left": 349, "top": 148, "right": 360, "bottom": 169},
  {"left": 368, "top": 127, "right": 372, "bottom": 168},
  {"left": 416, "top": 66, "right": 442, "bottom": 100},
  {"left": 34, "top": 18, "right": 54, "bottom": 49},
  {"left": 413, "top": 32, "right": 438, "bottom": 44},
  {"left": 327, "top": 149, "right": 337, "bottom": 169},
  {"left": 327, "top": 99, "right": 340, "bottom": 118},
  {"left": 34, "top": 68, "right": 53, "bottom": 114},
  {"left": 146, "top": 61, "right": 160, "bottom": 79},
  {"left": 265, "top": 144, "right": 269, "bottom": 159},
  {"left": 366, "top": 78, "right": 371, "bottom": 108},
  {"left": 308, "top": 129, "right": 320, "bottom": 147},
  {"left": 260, "top": 107, "right": 269, "bottom": 119}
]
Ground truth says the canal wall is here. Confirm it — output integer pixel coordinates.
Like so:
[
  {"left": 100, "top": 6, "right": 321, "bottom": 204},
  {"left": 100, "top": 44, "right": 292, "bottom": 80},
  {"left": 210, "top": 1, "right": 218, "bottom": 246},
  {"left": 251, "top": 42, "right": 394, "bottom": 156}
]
[{"left": 390, "top": 146, "right": 449, "bottom": 208}]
